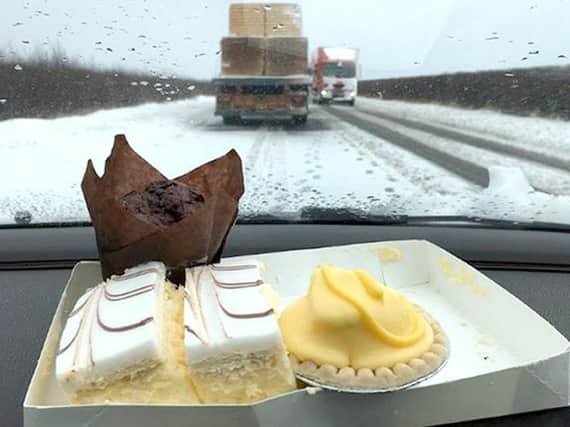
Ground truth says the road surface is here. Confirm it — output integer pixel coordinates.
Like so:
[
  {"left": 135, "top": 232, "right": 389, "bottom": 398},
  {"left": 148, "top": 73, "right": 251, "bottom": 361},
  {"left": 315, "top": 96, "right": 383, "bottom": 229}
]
[{"left": 0, "top": 96, "right": 569, "bottom": 224}]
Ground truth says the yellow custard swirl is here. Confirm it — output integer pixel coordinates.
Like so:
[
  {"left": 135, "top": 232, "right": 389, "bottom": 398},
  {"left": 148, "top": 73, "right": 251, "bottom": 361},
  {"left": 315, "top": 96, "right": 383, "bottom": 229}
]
[{"left": 279, "top": 265, "right": 433, "bottom": 369}]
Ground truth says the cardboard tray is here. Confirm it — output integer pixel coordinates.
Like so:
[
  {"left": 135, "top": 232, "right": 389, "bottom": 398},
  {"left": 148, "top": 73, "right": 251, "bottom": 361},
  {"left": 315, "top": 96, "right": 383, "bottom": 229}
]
[{"left": 24, "top": 240, "right": 570, "bottom": 427}]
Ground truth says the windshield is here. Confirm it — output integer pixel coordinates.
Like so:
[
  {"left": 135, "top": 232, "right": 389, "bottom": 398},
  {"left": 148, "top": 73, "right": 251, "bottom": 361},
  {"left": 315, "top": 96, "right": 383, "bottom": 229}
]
[
  {"left": 323, "top": 62, "right": 356, "bottom": 78},
  {"left": 1, "top": 0, "right": 570, "bottom": 227}
]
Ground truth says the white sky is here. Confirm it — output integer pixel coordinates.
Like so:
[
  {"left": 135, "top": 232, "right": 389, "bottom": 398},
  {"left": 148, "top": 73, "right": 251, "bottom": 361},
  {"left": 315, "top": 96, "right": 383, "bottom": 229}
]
[{"left": 1, "top": 0, "right": 569, "bottom": 79}]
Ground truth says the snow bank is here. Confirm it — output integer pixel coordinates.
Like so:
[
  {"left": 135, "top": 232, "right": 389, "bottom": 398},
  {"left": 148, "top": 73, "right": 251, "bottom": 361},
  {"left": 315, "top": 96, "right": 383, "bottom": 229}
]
[{"left": 475, "top": 166, "right": 570, "bottom": 224}]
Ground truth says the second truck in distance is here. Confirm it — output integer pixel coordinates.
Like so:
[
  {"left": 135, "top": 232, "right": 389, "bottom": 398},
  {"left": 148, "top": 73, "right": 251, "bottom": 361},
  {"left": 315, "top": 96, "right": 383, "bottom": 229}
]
[{"left": 311, "top": 47, "right": 359, "bottom": 106}]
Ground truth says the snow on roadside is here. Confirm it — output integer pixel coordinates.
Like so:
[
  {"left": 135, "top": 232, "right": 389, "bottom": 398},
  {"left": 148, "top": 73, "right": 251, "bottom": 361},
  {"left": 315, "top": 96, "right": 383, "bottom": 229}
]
[
  {"left": 357, "top": 97, "right": 570, "bottom": 163},
  {"left": 0, "top": 97, "right": 255, "bottom": 223},
  {"left": 476, "top": 167, "right": 570, "bottom": 224}
]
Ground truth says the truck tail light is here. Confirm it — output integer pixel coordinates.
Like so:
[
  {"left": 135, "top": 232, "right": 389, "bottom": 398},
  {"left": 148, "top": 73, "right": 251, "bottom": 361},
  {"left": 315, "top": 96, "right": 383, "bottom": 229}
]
[
  {"left": 291, "top": 94, "right": 306, "bottom": 107},
  {"left": 217, "top": 94, "right": 232, "bottom": 104}
]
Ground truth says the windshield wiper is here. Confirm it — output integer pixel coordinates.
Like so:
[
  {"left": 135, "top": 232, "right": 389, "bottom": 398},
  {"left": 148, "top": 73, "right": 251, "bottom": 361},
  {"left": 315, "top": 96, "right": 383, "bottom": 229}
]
[
  {"left": 2, "top": 213, "right": 568, "bottom": 232},
  {"left": 238, "top": 207, "right": 408, "bottom": 225},
  {"left": 237, "top": 211, "right": 570, "bottom": 230},
  {"left": 299, "top": 207, "right": 408, "bottom": 224},
  {"left": 403, "top": 215, "right": 570, "bottom": 232},
  {"left": 237, "top": 212, "right": 297, "bottom": 224}
]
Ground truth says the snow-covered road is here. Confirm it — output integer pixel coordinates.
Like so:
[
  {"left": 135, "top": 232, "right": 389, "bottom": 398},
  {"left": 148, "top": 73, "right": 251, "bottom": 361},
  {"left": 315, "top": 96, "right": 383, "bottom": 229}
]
[
  {"left": 1, "top": 96, "right": 569, "bottom": 225},
  {"left": 330, "top": 103, "right": 570, "bottom": 195}
]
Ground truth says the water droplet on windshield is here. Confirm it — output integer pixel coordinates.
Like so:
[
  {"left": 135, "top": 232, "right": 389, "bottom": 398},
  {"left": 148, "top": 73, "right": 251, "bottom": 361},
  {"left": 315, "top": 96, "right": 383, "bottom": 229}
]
[
  {"left": 15, "top": 210, "right": 32, "bottom": 225},
  {"left": 13, "top": 64, "right": 23, "bottom": 71}
]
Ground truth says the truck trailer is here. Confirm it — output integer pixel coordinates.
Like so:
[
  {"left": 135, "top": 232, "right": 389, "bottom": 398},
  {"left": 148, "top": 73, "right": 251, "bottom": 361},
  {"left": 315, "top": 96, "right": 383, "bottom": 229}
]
[{"left": 214, "top": 3, "right": 310, "bottom": 124}]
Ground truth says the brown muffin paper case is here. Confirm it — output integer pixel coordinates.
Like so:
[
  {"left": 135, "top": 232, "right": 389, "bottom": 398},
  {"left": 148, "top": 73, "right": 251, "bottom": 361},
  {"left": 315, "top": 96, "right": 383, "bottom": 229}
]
[{"left": 81, "top": 134, "right": 244, "bottom": 279}]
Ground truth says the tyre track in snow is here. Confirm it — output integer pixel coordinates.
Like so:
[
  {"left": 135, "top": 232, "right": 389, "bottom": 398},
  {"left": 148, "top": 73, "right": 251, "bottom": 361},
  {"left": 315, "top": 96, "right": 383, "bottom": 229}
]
[
  {"left": 324, "top": 105, "right": 491, "bottom": 187},
  {"left": 243, "top": 124, "right": 269, "bottom": 174},
  {"left": 263, "top": 124, "right": 292, "bottom": 210},
  {"left": 355, "top": 105, "right": 570, "bottom": 172},
  {"left": 241, "top": 123, "right": 294, "bottom": 212},
  {"left": 241, "top": 125, "right": 271, "bottom": 212}
]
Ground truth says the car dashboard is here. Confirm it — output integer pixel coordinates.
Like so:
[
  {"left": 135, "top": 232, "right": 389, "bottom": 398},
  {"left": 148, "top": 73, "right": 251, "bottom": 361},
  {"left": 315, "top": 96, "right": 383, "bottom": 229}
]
[{"left": 1, "top": 223, "right": 569, "bottom": 426}]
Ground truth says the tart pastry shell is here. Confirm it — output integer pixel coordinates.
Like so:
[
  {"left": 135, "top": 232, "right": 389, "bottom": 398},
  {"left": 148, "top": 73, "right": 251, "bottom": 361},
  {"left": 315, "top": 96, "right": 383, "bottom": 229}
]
[{"left": 289, "top": 307, "right": 449, "bottom": 393}]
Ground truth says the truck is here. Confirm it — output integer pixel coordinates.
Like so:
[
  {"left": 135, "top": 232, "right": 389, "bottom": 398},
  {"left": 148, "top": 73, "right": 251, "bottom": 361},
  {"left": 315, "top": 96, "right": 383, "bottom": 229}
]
[
  {"left": 213, "top": 3, "right": 311, "bottom": 125},
  {"left": 311, "top": 47, "right": 359, "bottom": 106}
]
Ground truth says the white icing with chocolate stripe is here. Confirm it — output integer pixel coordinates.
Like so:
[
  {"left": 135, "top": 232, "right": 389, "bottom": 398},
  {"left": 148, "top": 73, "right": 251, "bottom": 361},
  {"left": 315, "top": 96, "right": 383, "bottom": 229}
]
[
  {"left": 184, "top": 260, "right": 282, "bottom": 363},
  {"left": 56, "top": 262, "right": 165, "bottom": 391}
]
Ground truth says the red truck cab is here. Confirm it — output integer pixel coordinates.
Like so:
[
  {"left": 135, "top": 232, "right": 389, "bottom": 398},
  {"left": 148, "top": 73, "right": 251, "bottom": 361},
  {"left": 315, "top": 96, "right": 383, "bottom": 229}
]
[{"left": 312, "top": 47, "right": 359, "bottom": 106}]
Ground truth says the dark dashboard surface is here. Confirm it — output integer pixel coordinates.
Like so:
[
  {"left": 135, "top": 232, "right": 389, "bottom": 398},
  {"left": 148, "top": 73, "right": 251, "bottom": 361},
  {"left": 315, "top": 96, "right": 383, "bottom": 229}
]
[{"left": 1, "top": 224, "right": 569, "bottom": 426}]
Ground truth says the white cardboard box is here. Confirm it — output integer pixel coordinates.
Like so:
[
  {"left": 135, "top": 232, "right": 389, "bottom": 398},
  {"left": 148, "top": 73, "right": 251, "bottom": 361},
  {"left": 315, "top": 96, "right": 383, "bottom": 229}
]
[{"left": 24, "top": 240, "right": 570, "bottom": 427}]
